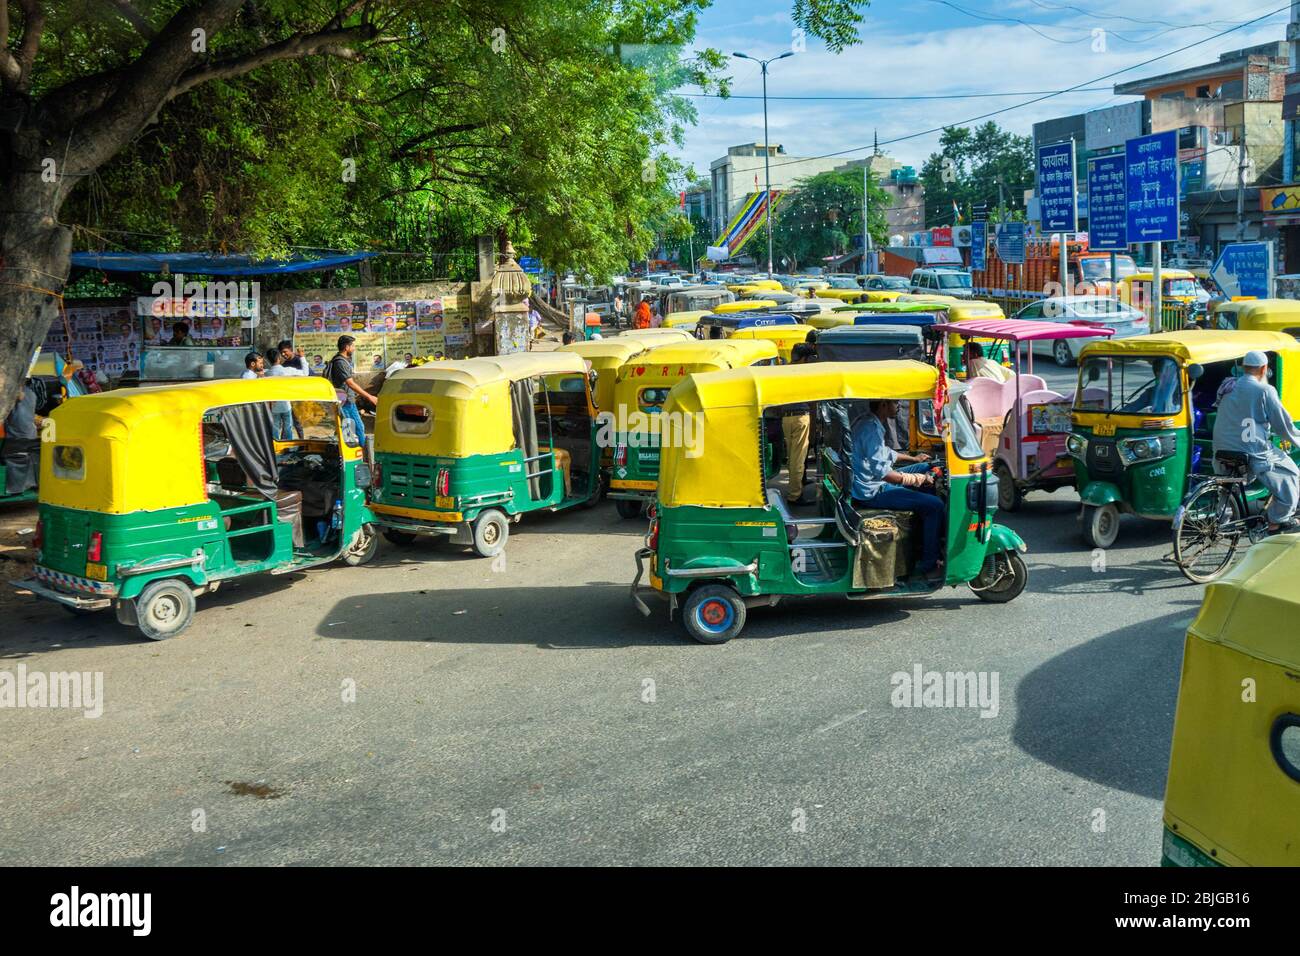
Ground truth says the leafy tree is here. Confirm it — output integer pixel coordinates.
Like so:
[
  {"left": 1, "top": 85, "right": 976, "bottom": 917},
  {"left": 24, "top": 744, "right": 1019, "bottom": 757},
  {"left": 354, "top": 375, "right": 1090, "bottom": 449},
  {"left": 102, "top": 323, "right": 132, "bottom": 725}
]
[
  {"left": 0, "top": 0, "right": 872, "bottom": 414},
  {"left": 919, "top": 122, "right": 1033, "bottom": 226},
  {"left": 769, "top": 168, "right": 888, "bottom": 272}
]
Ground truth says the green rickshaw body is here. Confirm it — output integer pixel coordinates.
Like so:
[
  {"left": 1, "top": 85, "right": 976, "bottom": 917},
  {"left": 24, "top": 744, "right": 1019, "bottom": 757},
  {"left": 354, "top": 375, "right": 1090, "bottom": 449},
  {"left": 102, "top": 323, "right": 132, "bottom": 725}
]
[{"left": 632, "top": 361, "right": 1028, "bottom": 642}]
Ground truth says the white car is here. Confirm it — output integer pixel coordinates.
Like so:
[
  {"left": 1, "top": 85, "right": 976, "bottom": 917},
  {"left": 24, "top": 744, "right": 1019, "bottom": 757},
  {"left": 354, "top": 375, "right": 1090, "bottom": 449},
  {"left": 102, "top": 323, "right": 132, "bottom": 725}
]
[
  {"left": 1011, "top": 296, "right": 1150, "bottom": 366},
  {"left": 910, "top": 268, "right": 973, "bottom": 297}
]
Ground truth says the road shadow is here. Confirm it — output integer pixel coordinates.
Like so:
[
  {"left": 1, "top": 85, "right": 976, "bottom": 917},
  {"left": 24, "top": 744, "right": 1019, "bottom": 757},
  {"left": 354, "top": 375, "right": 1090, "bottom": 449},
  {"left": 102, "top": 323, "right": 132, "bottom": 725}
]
[
  {"left": 1012, "top": 604, "right": 1200, "bottom": 799},
  {"left": 312, "top": 584, "right": 931, "bottom": 649}
]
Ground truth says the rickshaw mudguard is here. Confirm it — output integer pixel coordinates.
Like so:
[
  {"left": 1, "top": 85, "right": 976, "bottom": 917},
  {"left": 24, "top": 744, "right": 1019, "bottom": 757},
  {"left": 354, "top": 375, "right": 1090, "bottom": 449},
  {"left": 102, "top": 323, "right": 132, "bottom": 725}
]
[
  {"left": 984, "top": 523, "right": 1026, "bottom": 555},
  {"left": 1078, "top": 481, "right": 1123, "bottom": 507}
]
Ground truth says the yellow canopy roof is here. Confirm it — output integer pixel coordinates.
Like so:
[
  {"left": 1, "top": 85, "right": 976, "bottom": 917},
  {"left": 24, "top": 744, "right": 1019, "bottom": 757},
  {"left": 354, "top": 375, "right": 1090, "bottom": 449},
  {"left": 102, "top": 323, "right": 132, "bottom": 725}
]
[
  {"left": 1078, "top": 329, "right": 1300, "bottom": 365},
  {"left": 1126, "top": 269, "right": 1195, "bottom": 281},
  {"left": 622, "top": 338, "right": 779, "bottom": 374},
  {"left": 556, "top": 340, "right": 648, "bottom": 364},
  {"left": 614, "top": 328, "right": 694, "bottom": 342},
  {"left": 729, "top": 324, "right": 817, "bottom": 344},
  {"left": 659, "top": 361, "right": 937, "bottom": 508},
  {"left": 386, "top": 351, "right": 587, "bottom": 394},
  {"left": 713, "top": 300, "right": 776, "bottom": 314},
  {"left": 41, "top": 376, "right": 338, "bottom": 514},
  {"left": 1188, "top": 534, "right": 1300, "bottom": 668}
]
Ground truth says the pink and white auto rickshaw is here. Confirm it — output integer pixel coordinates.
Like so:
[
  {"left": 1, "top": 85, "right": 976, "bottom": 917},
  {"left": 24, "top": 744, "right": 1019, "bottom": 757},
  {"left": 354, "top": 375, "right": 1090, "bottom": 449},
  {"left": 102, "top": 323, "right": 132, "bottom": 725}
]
[{"left": 932, "top": 319, "right": 1115, "bottom": 511}]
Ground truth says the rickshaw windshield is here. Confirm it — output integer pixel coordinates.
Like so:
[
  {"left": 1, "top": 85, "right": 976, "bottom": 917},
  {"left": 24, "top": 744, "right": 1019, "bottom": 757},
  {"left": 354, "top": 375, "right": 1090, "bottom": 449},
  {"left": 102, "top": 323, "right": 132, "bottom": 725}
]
[
  {"left": 1078, "top": 355, "right": 1183, "bottom": 415},
  {"left": 1166, "top": 278, "right": 1199, "bottom": 297},
  {"left": 944, "top": 397, "right": 983, "bottom": 459}
]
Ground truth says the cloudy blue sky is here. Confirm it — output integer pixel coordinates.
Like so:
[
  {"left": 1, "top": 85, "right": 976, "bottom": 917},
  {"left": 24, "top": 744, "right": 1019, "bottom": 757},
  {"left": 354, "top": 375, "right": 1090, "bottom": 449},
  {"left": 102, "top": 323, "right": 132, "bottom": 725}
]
[{"left": 671, "top": 0, "right": 1290, "bottom": 176}]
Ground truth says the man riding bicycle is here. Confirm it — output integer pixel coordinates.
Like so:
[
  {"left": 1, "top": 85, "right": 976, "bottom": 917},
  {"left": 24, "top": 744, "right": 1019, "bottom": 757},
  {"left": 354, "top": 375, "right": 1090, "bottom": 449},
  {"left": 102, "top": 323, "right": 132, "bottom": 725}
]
[{"left": 1212, "top": 350, "right": 1300, "bottom": 534}]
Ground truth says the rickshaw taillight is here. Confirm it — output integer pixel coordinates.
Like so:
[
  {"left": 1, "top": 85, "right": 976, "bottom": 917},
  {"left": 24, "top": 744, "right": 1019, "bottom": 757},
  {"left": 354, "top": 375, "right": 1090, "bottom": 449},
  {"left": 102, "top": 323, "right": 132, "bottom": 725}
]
[
  {"left": 436, "top": 468, "right": 450, "bottom": 496},
  {"left": 87, "top": 531, "right": 102, "bottom": 563},
  {"left": 614, "top": 445, "right": 627, "bottom": 466},
  {"left": 648, "top": 513, "right": 660, "bottom": 551}
]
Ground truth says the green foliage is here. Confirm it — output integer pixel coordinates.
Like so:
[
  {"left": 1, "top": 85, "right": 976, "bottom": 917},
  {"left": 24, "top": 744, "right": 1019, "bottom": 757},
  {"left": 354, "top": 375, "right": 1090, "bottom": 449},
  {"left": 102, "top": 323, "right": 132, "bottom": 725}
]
[
  {"left": 919, "top": 122, "right": 1034, "bottom": 226},
  {"left": 769, "top": 168, "right": 889, "bottom": 272}
]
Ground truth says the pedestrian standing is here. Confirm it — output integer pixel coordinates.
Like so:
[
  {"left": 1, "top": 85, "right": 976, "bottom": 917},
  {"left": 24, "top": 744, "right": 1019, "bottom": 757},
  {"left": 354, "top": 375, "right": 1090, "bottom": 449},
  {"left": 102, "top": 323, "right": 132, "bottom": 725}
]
[
  {"left": 327, "top": 335, "right": 377, "bottom": 443},
  {"left": 264, "top": 348, "right": 304, "bottom": 440},
  {"left": 241, "top": 352, "right": 264, "bottom": 379}
]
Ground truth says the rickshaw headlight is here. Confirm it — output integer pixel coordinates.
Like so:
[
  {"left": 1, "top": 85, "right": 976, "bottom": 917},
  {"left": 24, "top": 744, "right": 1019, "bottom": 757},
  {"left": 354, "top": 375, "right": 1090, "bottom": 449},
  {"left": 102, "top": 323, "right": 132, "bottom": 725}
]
[
  {"left": 1118, "top": 435, "right": 1172, "bottom": 465},
  {"left": 1066, "top": 433, "right": 1087, "bottom": 458}
]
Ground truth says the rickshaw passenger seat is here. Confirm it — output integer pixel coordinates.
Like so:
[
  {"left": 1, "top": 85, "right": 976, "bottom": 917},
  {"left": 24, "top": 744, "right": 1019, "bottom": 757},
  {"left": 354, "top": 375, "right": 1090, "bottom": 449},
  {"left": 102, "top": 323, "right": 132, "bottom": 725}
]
[{"left": 271, "top": 489, "right": 305, "bottom": 548}]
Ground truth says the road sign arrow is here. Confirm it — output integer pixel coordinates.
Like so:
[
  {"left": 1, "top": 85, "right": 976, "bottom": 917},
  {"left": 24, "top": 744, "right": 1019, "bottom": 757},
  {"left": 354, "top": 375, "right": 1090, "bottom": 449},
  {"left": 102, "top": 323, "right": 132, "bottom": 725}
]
[{"left": 1212, "top": 260, "right": 1241, "bottom": 298}]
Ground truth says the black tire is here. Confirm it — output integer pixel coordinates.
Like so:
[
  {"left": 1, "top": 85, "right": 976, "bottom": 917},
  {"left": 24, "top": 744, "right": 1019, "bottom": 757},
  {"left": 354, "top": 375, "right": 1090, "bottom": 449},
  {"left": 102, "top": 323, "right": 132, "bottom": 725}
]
[
  {"left": 1081, "top": 503, "right": 1120, "bottom": 549},
  {"left": 615, "top": 498, "right": 643, "bottom": 520},
  {"left": 994, "top": 460, "right": 1021, "bottom": 512},
  {"left": 383, "top": 529, "right": 417, "bottom": 546},
  {"left": 1173, "top": 481, "right": 1243, "bottom": 584},
  {"left": 971, "top": 552, "right": 1028, "bottom": 603},
  {"left": 135, "top": 578, "right": 196, "bottom": 641},
  {"left": 342, "top": 523, "right": 379, "bottom": 566},
  {"left": 1053, "top": 339, "right": 1075, "bottom": 368},
  {"left": 472, "top": 509, "right": 509, "bottom": 558},
  {"left": 680, "top": 583, "right": 747, "bottom": 644}
]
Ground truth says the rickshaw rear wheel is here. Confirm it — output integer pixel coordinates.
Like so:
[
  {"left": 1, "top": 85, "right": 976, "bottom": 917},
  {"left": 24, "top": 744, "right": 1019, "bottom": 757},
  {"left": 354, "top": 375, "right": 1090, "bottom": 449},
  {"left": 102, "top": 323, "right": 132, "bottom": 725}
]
[
  {"left": 971, "top": 552, "right": 1027, "bottom": 603},
  {"left": 342, "top": 523, "right": 379, "bottom": 566},
  {"left": 994, "top": 461, "right": 1021, "bottom": 512},
  {"left": 135, "top": 578, "right": 196, "bottom": 641},
  {"left": 383, "top": 529, "right": 417, "bottom": 547},
  {"left": 681, "top": 583, "right": 746, "bottom": 644},
  {"left": 472, "top": 509, "right": 509, "bottom": 557},
  {"left": 615, "top": 498, "right": 643, "bottom": 519},
  {"left": 1081, "top": 503, "right": 1120, "bottom": 549}
]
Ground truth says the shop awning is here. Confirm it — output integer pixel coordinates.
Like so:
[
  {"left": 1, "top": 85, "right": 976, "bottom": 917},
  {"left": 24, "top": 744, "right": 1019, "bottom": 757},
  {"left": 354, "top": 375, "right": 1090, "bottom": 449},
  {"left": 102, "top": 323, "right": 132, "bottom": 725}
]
[{"left": 70, "top": 250, "right": 377, "bottom": 276}]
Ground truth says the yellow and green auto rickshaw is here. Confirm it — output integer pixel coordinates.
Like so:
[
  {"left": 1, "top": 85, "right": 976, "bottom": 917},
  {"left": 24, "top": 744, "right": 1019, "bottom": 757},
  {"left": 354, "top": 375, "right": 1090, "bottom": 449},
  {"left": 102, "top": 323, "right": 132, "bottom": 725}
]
[
  {"left": 12, "top": 376, "right": 378, "bottom": 640},
  {"left": 713, "top": 299, "right": 777, "bottom": 315},
  {"left": 1211, "top": 298, "right": 1300, "bottom": 337},
  {"left": 558, "top": 338, "right": 649, "bottom": 481},
  {"left": 729, "top": 323, "right": 818, "bottom": 361},
  {"left": 608, "top": 338, "right": 781, "bottom": 518},
  {"left": 370, "top": 352, "right": 601, "bottom": 557},
  {"left": 614, "top": 328, "right": 695, "bottom": 344},
  {"left": 630, "top": 361, "right": 1028, "bottom": 643},
  {"left": 1068, "top": 330, "right": 1300, "bottom": 548},
  {"left": 1162, "top": 533, "right": 1300, "bottom": 866}
]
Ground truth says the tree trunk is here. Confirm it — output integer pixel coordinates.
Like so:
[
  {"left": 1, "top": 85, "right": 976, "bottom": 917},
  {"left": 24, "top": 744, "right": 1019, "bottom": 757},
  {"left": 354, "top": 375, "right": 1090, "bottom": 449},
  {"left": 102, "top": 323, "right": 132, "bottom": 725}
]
[{"left": 0, "top": 131, "right": 74, "bottom": 419}]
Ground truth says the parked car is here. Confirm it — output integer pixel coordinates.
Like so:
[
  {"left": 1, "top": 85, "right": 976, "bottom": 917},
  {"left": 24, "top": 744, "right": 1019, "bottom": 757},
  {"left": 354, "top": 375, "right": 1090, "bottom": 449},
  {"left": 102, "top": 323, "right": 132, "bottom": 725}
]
[
  {"left": 863, "top": 274, "right": 911, "bottom": 293},
  {"left": 910, "top": 267, "right": 973, "bottom": 298},
  {"left": 1010, "top": 295, "right": 1149, "bottom": 366}
]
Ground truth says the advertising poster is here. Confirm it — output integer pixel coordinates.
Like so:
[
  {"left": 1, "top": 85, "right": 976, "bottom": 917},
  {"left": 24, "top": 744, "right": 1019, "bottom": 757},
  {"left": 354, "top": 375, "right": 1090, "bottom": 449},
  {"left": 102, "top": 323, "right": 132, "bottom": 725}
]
[
  {"left": 366, "top": 300, "right": 414, "bottom": 333},
  {"left": 42, "top": 305, "right": 141, "bottom": 377},
  {"left": 293, "top": 295, "right": 477, "bottom": 367}
]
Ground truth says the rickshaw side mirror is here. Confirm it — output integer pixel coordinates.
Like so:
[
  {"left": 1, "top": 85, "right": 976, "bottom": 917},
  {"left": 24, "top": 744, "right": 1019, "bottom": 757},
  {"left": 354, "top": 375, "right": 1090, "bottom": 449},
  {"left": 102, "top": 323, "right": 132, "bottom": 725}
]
[
  {"left": 1187, "top": 363, "right": 1204, "bottom": 382},
  {"left": 1086, "top": 366, "right": 1101, "bottom": 382}
]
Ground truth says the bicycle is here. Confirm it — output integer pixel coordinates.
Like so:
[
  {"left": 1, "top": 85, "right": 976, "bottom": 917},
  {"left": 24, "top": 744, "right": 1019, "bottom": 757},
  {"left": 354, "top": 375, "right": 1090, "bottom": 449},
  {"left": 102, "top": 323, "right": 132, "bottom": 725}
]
[{"left": 1171, "top": 450, "right": 1273, "bottom": 584}]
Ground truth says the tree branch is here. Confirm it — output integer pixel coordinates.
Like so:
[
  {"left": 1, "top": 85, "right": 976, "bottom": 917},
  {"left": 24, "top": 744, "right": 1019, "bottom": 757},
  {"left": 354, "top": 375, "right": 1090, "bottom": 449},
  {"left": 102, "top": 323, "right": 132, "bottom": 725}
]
[
  {"left": 167, "top": 25, "right": 375, "bottom": 102},
  {"left": 108, "top": 0, "right": 156, "bottom": 39}
]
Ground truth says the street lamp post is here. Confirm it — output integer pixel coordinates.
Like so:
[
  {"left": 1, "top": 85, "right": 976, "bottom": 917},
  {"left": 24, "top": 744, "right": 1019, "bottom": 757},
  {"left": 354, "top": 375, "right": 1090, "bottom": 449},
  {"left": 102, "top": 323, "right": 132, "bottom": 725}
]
[{"left": 733, "top": 50, "right": 792, "bottom": 277}]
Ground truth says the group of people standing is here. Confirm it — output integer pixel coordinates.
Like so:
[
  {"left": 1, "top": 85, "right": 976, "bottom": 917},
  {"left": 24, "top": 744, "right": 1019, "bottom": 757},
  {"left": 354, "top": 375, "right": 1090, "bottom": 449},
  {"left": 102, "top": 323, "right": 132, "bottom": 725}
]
[{"left": 240, "top": 335, "right": 377, "bottom": 442}]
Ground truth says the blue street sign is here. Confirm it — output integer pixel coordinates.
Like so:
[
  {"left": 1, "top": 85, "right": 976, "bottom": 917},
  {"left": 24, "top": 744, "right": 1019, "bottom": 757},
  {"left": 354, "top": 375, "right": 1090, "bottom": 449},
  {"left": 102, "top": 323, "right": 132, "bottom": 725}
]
[
  {"left": 1087, "top": 154, "right": 1128, "bottom": 252},
  {"left": 1037, "top": 141, "right": 1077, "bottom": 233},
  {"left": 1211, "top": 241, "right": 1273, "bottom": 299},
  {"left": 518, "top": 256, "right": 542, "bottom": 274},
  {"left": 1125, "top": 130, "right": 1179, "bottom": 243},
  {"left": 995, "top": 222, "right": 1025, "bottom": 265},
  {"left": 969, "top": 220, "right": 987, "bottom": 272}
]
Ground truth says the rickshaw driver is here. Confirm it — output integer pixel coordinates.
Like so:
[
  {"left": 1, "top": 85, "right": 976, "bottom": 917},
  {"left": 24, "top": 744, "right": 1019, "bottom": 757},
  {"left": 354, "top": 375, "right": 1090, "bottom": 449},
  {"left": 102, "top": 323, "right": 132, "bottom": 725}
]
[
  {"left": 1212, "top": 349, "right": 1300, "bottom": 533},
  {"left": 849, "top": 399, "right": 943, "bottom": 582}
]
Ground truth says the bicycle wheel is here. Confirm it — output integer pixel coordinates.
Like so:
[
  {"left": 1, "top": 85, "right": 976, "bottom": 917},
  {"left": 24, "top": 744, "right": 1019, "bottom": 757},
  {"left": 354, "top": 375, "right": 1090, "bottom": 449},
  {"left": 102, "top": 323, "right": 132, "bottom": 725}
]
[{"left": 1173, "top": 481, "right": 1243, "bottom": 584}]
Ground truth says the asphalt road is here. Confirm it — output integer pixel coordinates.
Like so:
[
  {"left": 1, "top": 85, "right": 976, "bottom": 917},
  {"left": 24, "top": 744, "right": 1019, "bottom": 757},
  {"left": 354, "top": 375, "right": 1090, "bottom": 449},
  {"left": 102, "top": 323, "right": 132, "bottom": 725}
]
[{"left": 0, "top": 431, "right": 1201, "bottom": 865}]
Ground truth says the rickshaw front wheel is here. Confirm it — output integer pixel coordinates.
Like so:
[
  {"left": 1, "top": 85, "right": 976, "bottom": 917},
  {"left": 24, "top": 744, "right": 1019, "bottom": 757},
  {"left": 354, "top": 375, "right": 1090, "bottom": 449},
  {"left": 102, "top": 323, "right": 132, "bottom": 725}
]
[
  {"left": 1081, "top": 503, "right": 1120, "bottom": 549},
  {"left": 472, "top": 509, "right": 509, "bottom": 558},
  {"left": 970, "top": 552, "right": 1027, "bottom": 603},
  {"left": 681, "top": 584, "right": 746, "bottom": 644},
  {"left": 342, "top": 523, "right": 379, "bottom": 566},
  {"left": 135, "top": 578, "right": 196, "bottom": 641},
  {"left": 383, "top": 529, "right": 417, "bottom": 547}
]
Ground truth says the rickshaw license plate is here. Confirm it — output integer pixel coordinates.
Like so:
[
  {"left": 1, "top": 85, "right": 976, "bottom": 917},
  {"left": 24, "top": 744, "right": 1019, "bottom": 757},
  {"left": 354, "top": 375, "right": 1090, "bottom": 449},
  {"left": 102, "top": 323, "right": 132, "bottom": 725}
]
[
  {"left": 85, "top": 563, "right": 107, "bottom": 581},
  {"left": 1093, "top": 422, "right": 1116, "bottom": 437},
  {"left": 435, "top": 496, "right": 455, "bottom": 509}
]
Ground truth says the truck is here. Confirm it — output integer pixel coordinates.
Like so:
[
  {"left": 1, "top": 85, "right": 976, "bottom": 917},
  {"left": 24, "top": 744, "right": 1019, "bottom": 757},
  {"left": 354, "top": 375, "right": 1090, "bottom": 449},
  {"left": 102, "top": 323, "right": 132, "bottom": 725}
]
[{"left": 970, "top": 235, "right": 1136, "bottom": 307}]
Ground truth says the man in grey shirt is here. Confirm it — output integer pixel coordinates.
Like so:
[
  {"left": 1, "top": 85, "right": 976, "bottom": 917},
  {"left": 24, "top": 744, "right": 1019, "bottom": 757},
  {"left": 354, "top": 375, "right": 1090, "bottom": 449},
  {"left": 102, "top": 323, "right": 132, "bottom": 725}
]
[
  {"left": 2, "top": 381, "right": 41, "bottom": 494},
  {"left": 1212, "top": 350, "right": 1300, "bottom": 531}
]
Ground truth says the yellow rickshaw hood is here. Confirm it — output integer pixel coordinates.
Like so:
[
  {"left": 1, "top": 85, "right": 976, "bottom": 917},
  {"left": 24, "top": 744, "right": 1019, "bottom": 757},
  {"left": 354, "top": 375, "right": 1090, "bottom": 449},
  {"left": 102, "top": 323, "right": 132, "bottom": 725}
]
[{"left": 1077, "top": 329, "right": 1300, "bottom": 366}]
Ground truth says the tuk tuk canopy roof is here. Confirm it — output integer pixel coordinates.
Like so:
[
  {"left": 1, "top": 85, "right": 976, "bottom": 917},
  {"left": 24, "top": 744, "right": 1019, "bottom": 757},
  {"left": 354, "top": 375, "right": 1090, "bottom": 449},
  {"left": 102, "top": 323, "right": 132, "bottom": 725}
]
[
  {"left": 1078, "top": 330, "right": 1300, "bottom": 365},
  {"left": 819, "top": 325, "right": 925, "bottom": 345},
  {"left": 659, "top": 361, "right": 938, "bottom": 509},
  {"left": 613, "top": 328, "right": 695, "bottom": 343},
  {"left": 556, "top": 340, "right": 648, "bottom": 365},
  {"left": 1188, "top": 534, "right": 1300, "bottom": 668},
  {"left": 619, "top": 338, "right": 779, "bottom": 376},
  {"left": 729, "top": 324, "right": 817, "bottom": 344},
  {"left": 386, "top": 351, "right": 587, "bottom": 392},
  {"left": 40, "top": 376, "right": 338, "bottom": 514},
  {"left": 1216, "top": 298, "right": 1300, "bottom": 327},
  {"left": 933, "top": 319, "right": 1115, "bottom": 342},
  {"left": 700, "top": 313, "right": 802, "bottom": 329}
]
